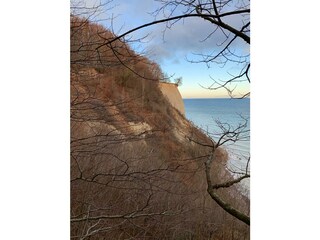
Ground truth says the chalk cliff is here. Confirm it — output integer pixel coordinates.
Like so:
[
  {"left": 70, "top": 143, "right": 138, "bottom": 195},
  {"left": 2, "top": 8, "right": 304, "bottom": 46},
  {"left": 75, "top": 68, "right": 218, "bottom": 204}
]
[{"left": 159, "top": 82, "right": 185, "bottom": 115}]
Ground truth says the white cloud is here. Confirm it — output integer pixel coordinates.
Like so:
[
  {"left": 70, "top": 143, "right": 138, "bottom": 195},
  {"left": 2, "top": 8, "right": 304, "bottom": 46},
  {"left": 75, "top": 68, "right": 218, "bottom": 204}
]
[{"left": 145, "top": 15, "right": 248, "bottom": 63}]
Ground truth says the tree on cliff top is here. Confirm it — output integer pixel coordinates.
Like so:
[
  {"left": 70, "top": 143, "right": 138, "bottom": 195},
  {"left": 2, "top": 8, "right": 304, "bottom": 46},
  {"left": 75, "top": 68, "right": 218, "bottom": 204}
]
[{"left": 174, "top": 77, "right": 183, "bottom": 86}]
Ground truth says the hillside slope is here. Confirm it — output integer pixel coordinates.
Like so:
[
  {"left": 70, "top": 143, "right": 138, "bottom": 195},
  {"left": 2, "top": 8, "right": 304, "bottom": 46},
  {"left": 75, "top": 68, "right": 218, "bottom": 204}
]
[{"left": 71, "top": 16, "right": 249, "bottom": 240}]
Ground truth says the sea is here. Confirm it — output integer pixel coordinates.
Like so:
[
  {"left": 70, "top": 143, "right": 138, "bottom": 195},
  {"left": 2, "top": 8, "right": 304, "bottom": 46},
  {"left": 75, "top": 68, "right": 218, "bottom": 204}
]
[{"left": 183, "top": 98, "right": 250, "bottom": 193}]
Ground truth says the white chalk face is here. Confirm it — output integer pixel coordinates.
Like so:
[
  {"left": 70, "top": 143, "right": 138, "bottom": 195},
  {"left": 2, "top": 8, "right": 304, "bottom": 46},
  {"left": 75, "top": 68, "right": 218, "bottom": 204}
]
[{"left": 159, "top": 82, "right": 185, "bottom": 115}]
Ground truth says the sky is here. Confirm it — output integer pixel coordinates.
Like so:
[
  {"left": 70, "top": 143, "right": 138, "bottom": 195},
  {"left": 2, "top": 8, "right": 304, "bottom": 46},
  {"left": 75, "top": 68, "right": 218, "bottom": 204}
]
[{"left": 74, "top": 0, "right": 250, "bottom": 98}]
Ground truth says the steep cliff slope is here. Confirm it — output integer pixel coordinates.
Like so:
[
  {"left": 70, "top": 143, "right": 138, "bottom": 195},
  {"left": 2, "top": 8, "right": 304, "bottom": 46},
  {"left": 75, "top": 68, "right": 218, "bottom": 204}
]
[{"left": 71, "top": 16, "right": 249, "bottom": 240}]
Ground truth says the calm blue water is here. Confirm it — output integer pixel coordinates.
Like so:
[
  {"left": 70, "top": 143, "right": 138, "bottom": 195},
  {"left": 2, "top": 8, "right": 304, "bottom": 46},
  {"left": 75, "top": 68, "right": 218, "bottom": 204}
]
[{"left": 184, "top": 98, "right": 250, "bottom": 175}]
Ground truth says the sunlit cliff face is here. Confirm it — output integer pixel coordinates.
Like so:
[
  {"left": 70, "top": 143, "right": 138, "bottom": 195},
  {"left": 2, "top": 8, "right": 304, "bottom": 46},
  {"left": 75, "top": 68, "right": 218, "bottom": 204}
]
[{"left": 159, "top": 82, "right": 185, "bottom": 115}]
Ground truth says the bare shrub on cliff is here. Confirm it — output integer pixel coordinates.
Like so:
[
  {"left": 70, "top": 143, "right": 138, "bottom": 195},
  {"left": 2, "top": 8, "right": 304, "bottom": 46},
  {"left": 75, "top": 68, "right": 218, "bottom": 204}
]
[
  {"left": 71, "top": 0, "right": 167, "bottom": 82},
  {"left": 70, "top": 69, "right": 177, "bottom": 239},
  {"left": 71, "top": 67, "right": 250, "bottom": 239}
]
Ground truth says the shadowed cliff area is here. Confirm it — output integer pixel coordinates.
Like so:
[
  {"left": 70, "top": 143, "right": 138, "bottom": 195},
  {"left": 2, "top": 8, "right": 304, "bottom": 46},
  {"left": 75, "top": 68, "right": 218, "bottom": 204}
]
[{"left": 71, "top": 16, "right": 249, "bottom": 240}]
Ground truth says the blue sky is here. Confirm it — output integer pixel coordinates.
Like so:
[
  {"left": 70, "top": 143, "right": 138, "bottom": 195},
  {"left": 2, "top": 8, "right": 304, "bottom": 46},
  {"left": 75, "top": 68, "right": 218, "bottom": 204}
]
[{"left": 75, "top": 0, "right": 250, "bottom": 98}]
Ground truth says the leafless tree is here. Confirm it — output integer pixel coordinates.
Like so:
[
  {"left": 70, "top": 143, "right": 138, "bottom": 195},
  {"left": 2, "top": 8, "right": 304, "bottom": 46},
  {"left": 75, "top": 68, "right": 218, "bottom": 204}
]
[
  {"left": 70, "top": 0, "right": 250, "bottom": 238},
  {"left": 99, "top": 0, "right": 251, "bottom": 224},
  {"left": 187, "top": 117, "right": 250, "bottom": 225},
  {"left": 105, "top": 0, "right": 250, "bottom": 98}
]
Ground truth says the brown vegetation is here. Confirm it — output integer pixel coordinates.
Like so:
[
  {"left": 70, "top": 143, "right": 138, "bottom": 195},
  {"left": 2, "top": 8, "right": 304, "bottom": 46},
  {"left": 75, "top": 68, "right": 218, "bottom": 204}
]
[{"left": 71, "top": 16, "right": 249, "bottom": 239}]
